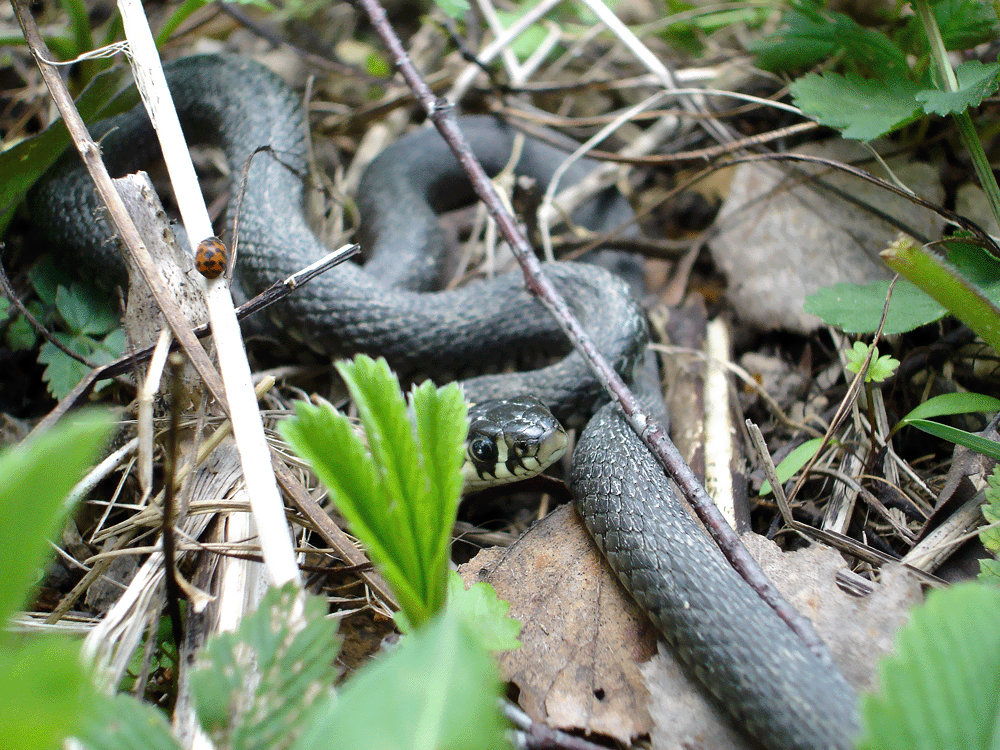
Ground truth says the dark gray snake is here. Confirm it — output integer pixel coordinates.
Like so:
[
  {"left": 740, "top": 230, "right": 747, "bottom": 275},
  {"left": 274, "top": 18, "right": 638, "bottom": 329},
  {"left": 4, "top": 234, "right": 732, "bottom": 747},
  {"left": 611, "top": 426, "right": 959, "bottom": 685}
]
[{"left": 31, "top": 55, "right": 859, "bottom": 748}]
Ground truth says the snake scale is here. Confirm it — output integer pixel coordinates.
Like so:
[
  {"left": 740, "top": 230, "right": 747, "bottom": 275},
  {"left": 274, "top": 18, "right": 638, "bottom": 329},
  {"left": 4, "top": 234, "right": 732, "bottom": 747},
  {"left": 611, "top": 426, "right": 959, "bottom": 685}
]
[{"left": 31, "top": 55, "right": 859, "bottom": 748}]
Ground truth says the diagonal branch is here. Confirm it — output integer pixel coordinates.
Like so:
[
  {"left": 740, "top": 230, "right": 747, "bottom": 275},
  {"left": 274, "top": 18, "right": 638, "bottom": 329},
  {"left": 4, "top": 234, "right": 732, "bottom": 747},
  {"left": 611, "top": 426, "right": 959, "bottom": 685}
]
[{"left": 354, "top": 0, "right": 827, "bottom": 653}]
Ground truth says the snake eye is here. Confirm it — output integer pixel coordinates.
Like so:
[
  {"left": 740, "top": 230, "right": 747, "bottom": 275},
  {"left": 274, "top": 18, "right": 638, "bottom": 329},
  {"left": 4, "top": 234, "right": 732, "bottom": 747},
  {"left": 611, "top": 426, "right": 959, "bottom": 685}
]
[
  {"left": 470, "top": 436, "right": 497, "bottom": 465},
  {"left": 513, "top": 440, "right": 529, "bottom": 456}
]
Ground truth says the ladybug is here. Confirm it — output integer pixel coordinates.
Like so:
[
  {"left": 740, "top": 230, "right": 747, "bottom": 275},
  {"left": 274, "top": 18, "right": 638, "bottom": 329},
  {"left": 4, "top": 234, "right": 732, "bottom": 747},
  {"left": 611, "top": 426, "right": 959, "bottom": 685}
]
[{"left": 195, "top": 236, "right": 228, "bottom": 279}]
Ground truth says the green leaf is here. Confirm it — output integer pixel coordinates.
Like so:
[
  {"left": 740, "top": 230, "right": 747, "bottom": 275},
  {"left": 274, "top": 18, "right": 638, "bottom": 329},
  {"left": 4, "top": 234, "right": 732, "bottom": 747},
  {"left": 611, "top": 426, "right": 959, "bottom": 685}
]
[
  {"left": 900, "top": 392, "right": 1000, "bottom": 424},
  {"left": 0, "top": 637, "right": 96, "bottom": 750},
  {"left": 446, "top": 571, "right": 521, "bottom": 652},
  {"left": 279, "top": 356, "right": 468, "bottom": 629},
  {"left": 904, "top": 419, "right": 1000, "bottom": 460},
  {"left": 38, "top": 335, "right": 91, "bottom": 400},
  {"left": 190, "top": 583, "right": 339, "bottom": 750},
  {"left": 0, "top": 65, "right": 132, "bottom": 238},
  {"left": 845, "top": 342, "right": 899, "bottom": 383},
  {"left": 979, "top": 557, "right": 1000, "bottom": 583},
  {"left": 76, "top": 693, "right": 180, "bottom": 750},
  {"left": 883, "top": 235, "right": 1000, "bottom": 356},
  {"left": 858, "top": 582, "right": 1000, "bottom": 750},
  {"left": 5, "top": 312, "right": 37, "bottom": 351},
  {"left": 0, "top": 410, "right": 114, "bottom": 626},
  {"left": 978, "top": 467, "right": 1000, "bottom": 570},
  {"left": 56, "top": 282, "right": 119, "bottom": 336},
  {"left": 916, "top": 60, "right": 1000, "bottom": 116},
  {"left": 928, "top": 0, "right": 1000, "bottom": 50},
  {"left": 790, "top": 71, "right": 922, "bottom": 141},
  {"left": 293, "top": 609, "right": 510, "bottom": 750},
  {"left": 759, "top": 437, "right": 824, "bottom": 496},
  {"left": 433, "top": 0, "right": 470, "bottom": 19},
  {"left": 751, "top": 5, "right": 908, "bottom": 76},
  {"left": 805, "top": 279, "right": 945, "bottom": 334}
]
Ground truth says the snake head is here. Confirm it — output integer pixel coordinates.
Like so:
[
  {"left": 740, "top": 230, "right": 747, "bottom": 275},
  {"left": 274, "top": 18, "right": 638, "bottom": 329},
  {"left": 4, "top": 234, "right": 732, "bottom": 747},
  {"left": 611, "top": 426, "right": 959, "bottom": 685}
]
[{"left": 463, "top": 395, "right": 567, "bottom": 491}]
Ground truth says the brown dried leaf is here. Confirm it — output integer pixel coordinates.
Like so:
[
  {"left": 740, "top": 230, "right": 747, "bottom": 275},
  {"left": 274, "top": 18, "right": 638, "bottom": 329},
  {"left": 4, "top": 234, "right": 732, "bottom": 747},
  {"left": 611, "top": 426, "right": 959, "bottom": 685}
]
[{"left": 458, "top": 504, "right": 656, "bottom": 743}]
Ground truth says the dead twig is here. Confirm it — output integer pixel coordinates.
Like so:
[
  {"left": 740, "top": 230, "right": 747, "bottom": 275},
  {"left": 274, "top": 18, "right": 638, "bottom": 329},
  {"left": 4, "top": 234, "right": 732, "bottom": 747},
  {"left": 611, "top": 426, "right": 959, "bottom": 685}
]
[{"left": 354, "top": 0, "right": 828, "bottom": 655}]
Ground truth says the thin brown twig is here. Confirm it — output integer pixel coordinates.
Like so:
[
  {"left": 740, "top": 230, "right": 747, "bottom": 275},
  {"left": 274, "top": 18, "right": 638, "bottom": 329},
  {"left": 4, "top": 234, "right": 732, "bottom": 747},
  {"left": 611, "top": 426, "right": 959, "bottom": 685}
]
[
  {"left": 354, "top": 0, "right": 827, "bottom": 654},
  {"left": 12, "top": 0, "right": 230, "bottom": 411}
]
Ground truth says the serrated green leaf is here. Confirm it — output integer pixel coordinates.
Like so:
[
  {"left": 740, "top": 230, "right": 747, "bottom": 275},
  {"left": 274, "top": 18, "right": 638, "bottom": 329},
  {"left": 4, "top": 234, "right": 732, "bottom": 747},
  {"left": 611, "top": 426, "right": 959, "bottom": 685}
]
[
  {"left": 0, "top": 637, "right": 96, "bottom": 750},
  {"left": 759, "top": 437, "right": 824, "bottom": 496},
  {"left": 190, "top": 583, "right": 339, "bottom": 750},
  {"left": 38, "top": 335, "right": 92, "bottom": 400},
  {"left": 751, "top": 5, "right": 908, "bottom": 76},
  {"left": 337, "top": 356, "right": 428, "bottom": 578},
  {"left": 280, "top": 356, "right": 470, "bottom": 629},
  {"left": 279, "top": 400, "right": 426, "bottom": 620},
  {"left": 75, "top": 693, "right": 180, "bottom": 750},
  {"left": 0, "top": 410, "right": 114, "bottom": 626},
  {"left": 293, "top": 609, "right": 510, "bottom": 750},
  {"left": 916, "top": 60, "right": 1000, "bottom": 116},
  {"left": 446, "top": 572, "right": 521, "bottom": 651},
  {"left": 979, "top": 467, "right": 1000, "bottom": 561},
  {"left": 904, "top": 419, "right": 1000, "bottom": 460},
  {"left": 790, "top": 71, "right": 922, "bottom": 140},
  {"left": 858, "top": 582, "right": 1000, "bottom": 749},
  {"left": 900, "top": 392, "right": 1000, "bottom": 424}
]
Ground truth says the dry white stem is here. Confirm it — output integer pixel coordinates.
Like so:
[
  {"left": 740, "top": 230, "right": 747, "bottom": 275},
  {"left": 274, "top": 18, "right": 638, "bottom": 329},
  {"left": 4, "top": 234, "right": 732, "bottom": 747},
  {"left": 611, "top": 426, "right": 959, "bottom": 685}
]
[
  {"left": 138, "top": 327, "right": 173, "bottom": 499},
  {"left": 118, "top": 0, "right": 300, "bottom": 589},
  {"left": 447, "top": 0, "right": 562, "bottom": 102},
  {"left": 474, "top": 0, "right": 527, "bottom": 83},
  {"left": 704, "top": 318, "right": 737, "bottom": 529},
  {"left": 538, "top": 89, "right": 670, "bottom": 259},
  {"left": 65, "top": 437, "right": 139, "bottom": 514}
]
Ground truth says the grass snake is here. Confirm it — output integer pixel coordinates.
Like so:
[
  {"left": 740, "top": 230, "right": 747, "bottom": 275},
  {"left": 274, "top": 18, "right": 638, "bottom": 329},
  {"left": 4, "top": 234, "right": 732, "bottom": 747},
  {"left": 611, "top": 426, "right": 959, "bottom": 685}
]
[{"left": 30, "top": 55, "right": 859, "bottom": 749}]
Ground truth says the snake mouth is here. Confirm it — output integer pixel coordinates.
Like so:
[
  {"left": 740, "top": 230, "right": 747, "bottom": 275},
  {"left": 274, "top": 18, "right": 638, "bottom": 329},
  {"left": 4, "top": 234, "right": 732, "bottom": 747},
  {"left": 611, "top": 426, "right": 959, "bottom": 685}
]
[{"left": 462, "top": 395, "right": 568, "bottom": 491}]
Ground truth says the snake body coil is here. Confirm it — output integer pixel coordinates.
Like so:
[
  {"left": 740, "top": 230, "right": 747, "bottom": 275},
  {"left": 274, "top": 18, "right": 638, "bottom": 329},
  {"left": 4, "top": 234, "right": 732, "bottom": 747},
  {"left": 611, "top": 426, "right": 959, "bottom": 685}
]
[{"left": 31, "top": 55, "right": 859, "bottom": 748}]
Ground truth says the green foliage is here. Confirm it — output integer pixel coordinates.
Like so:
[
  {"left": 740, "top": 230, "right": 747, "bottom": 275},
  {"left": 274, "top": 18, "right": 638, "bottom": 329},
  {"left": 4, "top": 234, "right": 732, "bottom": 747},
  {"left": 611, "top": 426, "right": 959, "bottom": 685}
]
[
  {"left": 903, "top": 420, "right": 1000, "bottom": 461},
  {"left": 789, "top": 71, "right": 922, "bottom": 141},
  {"left": 898, "top": 392, "right": 1000, "bottom": 425},
  {"left": 279, "top": 355, "right": 468, "bottom": 630},
  {"left": 845, "top": 342, "right": 899, "bottom": 383},
  {"left": 0, "top": 410, "right": 115, "bottom": 624},
  {"left": 190, "top": 583, "right": 340, "bottom": 750},
  {"left": 292, "top": 607, "right": 510, "bottom": 750},
  {"left": 0, "top": 410, "right": 115, "bottom": 750},
  {"left": 446, "top": 572, "right": 521, "bottom": 652},
  {"left": 751, "top": 1, "right": 907, "bottom": 76},
  {"left": 805, "top": 279, "right": 947, "bottom": 335},
  {"left": 857, "top": 582, "right": 1000, "bottom": 750},
  {"left": 896, "top": 391, "right": 1000, "bottom": 460},
  {"left": 185, "top": 582, "right": 509, "bottom": 750},
  {"left": 916, "top": 60, "right": 1000, "bottom": 116},
  {"left": 0, "top": 637, "right": 96, "bottom": 750},
  {"left": 805, "top": 239, "right": 1000, "bottom": 335},
  {"left": 759, "top": 437, "right": 823, "bottom": 496},
  {"left": 980, "top": 467, "right": 1000, "bottom": 583},
  {"left": 37, "top": 281, "right": 126, "bottom": 400},
  {"left": 0, "top": 65, "right": 131, "bottom": 237},
  {"left": 755, "top": 0, "right": 1000, "bottom": 143},
  {"left": 433, "top": 0, "right": 471, "bottom": 20},
  {"left": 76, "top": 694, "right": 181, "bottom": 750}
]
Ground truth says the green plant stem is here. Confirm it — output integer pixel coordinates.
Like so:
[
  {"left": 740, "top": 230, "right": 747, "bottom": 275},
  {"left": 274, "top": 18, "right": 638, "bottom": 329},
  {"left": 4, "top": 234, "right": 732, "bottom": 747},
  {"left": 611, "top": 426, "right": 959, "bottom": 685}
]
[
  {"left": 882, "top": 237, "right": 1000, "bottom": 354},
  {"left": 913, "top": 0, "right": 1000, "bottom": 231}
]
